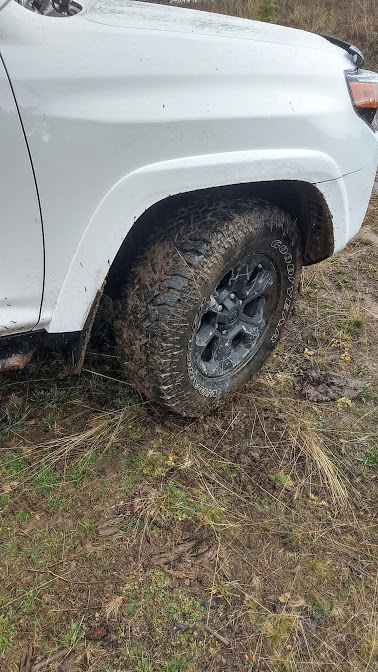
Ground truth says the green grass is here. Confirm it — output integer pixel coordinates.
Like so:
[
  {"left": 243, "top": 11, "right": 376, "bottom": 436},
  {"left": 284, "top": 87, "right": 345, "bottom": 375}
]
[
  {"left": 54, "top": 620, "right": 84, "bottom": 650},
  {"left": 15, "top": 509, "right": 31, "bottom": 524},
  {"left": 68, "top": 453, "right": 98, "bottom": 486},
  {"left": 333, "top": 269, "right": 351, "bottom": 288},
  {"left": 122, "top": 569, "right": 205, "bottom": 636},
  {"left": 0, "top": 454, "right": 25, "bottom": 476},
  {"left": 0, "top": 612, "right": 16, "bottom": 657},
  {"left": 33, "top": 463, "right": 61, "bottom": 493},
  {"left": 362, "top": 445, "right": 378, "bottom": 468}
]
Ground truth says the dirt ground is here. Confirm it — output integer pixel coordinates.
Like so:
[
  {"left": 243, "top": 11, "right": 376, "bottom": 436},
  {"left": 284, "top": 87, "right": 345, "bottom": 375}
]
[{"left": 0, "top": 188, "right": 377, "bottom": 672}]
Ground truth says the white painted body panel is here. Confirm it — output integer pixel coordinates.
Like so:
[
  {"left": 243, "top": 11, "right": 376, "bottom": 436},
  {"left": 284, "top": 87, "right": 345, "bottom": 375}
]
[
  {"left": 0, "top": 0, "right": 377, "bottom": 334},
  {"left": 0, "top": 52, "right": 44, "bottom": 336}
]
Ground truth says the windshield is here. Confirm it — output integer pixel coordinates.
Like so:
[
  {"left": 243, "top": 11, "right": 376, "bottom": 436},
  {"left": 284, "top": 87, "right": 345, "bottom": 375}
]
[{"left": 15, "top": 0, "right": 82, "bottom": 15}]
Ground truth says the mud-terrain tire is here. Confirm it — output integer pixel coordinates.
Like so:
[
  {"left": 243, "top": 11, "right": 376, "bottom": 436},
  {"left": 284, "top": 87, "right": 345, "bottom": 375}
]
[{"left": 115, "top": 198, "right": 302, "bottom": 416}]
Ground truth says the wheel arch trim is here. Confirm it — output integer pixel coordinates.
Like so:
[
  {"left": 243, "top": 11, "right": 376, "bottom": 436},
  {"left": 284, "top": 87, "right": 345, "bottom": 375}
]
[{"left": 44, "top": 148, "right": 348, "bottom": 333}]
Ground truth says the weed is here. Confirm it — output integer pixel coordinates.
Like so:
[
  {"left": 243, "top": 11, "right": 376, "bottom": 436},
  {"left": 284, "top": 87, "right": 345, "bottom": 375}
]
[
  {"left": 302, "top": 557, "right": 332, "bottom": 581},
  {"left": 27, "top": 528, "right": 73, "bottom": 567},
  {"left": 245, "top": 596, "right": 267, "bottom": 627},
  {"left": 76, "top": 517, "right": 97, "bottom": 536},
  {"left": 333, "top": 269, "right": 351, "bottom": 288},
  {"left": 122, "top": 570, "right": 205, "bottom": 638},
  {"left": 265, "top": 614, "right": 298, "bottom": 651},
  {"left": 68, "top": 452, "right": 98, "bottom": 486},
  {"left": 0, "top": 612, "right": 16, "bottom": 657},
  {"left": 268, "top": 471, "right": 294, "bottom": 489},
  {"left": 135, "top": 656, "right": 154, "bottom": 672},
  {"left": 339, "top": 318, "right": 364, "bottom": 335},
  {"left": 0, "top": 453, "right": 25, "bottom": 476},
  {"left": 360, "top": 383, "right": 378, "bottom": 401},
  {"left": 160, "top": 653, "right": 191, "bottom": 671},
  {"left": 150, "top": 482, "right": 219, "bottom": 527},
  {"left": 17, "top": 588, "right": 41, "bottom": 614},
  {"left": 34, "top": 463, "right": 61, "bottom": 493},
  {"left": 360, "top": 637, "right": 378, "bottom": 662},
  {"left": 40, "top": 402, "right": 60, "bottom": 429},
  {"left": 310, "top": 600, "right": 332, "bottom": 622},
  {"left": 55, "top": 620, "right": 84, "bottom": 650},
  {"left": 45, "top": 493, "right": 67, "bottom": 511},
  {"left": 16, "top": 509, "right": 31, "bottom": 524},
  {"left": 362, "top": 444, "right": 378, "bottom": 468},
  {"left": 140, "top": 449, "right": 169, "bottom": 478}
]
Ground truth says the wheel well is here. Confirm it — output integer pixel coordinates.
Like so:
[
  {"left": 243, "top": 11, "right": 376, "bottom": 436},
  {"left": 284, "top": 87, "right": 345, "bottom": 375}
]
[{"left": 105, "top": 180, "right": 334, "bottom": 298}]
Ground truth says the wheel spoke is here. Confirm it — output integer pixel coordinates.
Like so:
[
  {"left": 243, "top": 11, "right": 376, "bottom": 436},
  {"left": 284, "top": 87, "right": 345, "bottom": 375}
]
[
  {"left": 230, "top": 263, "right": 251, "bottom": 295},
  {"left": 238, "top": 320, "right": 261, "bottom": 338},
  {"left": 241, "top": 267, "right": 273, "bottom": 302},
  {"left": 201, "top": 334, "right": 234, "bottom": 376},
  {"left": 241, "top": 296, "right": 267, "bottom": 328},
  {"left": 195, "top": 322, "right": 217, "bottom": 348}
]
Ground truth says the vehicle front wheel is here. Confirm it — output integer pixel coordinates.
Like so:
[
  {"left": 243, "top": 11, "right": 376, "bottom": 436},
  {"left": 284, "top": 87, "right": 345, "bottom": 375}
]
[{"left": 115, "top": 198, "right": 302, "bottom": 416}]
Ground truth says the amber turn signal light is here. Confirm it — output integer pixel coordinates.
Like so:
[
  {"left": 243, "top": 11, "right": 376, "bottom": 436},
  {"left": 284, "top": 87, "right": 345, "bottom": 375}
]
[
  {"left": 349, "top": 81, "right": 377, "bottom": 108},
  {"left": 346, "top": 70, "right": 378, "bottom": 130}
]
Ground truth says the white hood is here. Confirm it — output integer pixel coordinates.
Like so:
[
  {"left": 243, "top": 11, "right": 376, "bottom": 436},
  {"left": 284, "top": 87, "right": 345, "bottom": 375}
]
[{"left": 81, "top": 0, "right": 337, "bottom": 53}]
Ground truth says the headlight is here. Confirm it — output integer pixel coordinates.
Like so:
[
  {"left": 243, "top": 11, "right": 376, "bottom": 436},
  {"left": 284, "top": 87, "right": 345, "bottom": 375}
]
[{"left": 346, "top": 70, "right": 378, "bottom": 131}]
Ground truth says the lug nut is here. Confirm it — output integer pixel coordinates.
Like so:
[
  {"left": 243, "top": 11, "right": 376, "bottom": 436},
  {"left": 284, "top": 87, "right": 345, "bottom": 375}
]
[
  {"left": 230, "top": 293, "right": 235, "bottom": 299},
  {"left": 218, "top": 305, "right": 223, "bottom": 312},
  {"left": 257, "top": 264, "right": 262, "bottom": 269},
  {"left": 222, "top": 330, "right": 227, "bottom": 335}
]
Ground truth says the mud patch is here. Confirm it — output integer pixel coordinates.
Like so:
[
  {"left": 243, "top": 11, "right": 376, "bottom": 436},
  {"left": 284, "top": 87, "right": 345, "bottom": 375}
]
[{"left": 295, "top": 370, "right": 364, "bottom": 402}]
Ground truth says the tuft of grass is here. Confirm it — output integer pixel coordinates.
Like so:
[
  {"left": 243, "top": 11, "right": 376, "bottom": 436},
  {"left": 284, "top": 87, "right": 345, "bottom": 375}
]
[
  {"left": 148, "top": 481, "right": 219, "bottom": 527},
  {"left": 121, "top": 570, "right": 205, "bottom": 636},
  {"left": 135, "top": 656, "right": 154, "bottom": 672},
  {"left": 0, "top": 612, "right": 16, "bottom": 657},
  {"left": 0, "top": 453, "right": 25, "bottom": 476},
  {"left": 265, "top": 613, "right": 299, "bottom": 651},
  {"left": 34, "top": 463, "right": 61, "bottom": 493},
  {"left": 29, "top": 405, "right": 143, "bottom": 475},
  {"left": 160, "top": 653, "right": 191, "bottom": 672},
  {"left": 333, "top": 269, "right": 351, "bottom": 289},
  {"left": 16, "top": 509, "right": 31, "bottom": 524},
  {"left": 55, "top": 619, "right": 85, "bottom": 650},
  {"left": 288, "top": 414, "right": 348, "bottom": 506},
  {"left": 310, "top": 599, "right": 332, "bottom": 622},
  {"left": 361, "top": 444, "right": 378, "bottom": 468},
  {"left": 68, "top": 452, "right": 98, "bottom": 486}
]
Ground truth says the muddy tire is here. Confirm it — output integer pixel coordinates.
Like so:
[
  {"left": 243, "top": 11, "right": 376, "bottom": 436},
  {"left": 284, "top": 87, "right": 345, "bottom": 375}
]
[{"left": 115, "top": 197, "right": 302, "bottom": 416}]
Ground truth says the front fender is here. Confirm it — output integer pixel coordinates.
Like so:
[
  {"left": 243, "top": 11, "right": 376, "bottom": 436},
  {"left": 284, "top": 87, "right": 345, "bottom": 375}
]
[{"left": 45, "top": 148, "right": 347, "bottom": 333}]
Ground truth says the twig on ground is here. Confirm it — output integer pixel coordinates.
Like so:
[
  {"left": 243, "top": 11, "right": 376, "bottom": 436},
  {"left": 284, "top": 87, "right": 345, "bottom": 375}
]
[
  {"left": 30, "top": 641, "right": 85, "bottom": 672},
  {"left": 19, "top": 641, "right": 33, "bottom": 672},
  {"left": 204, "top": 624, "right": 230, "bottom": 646}
]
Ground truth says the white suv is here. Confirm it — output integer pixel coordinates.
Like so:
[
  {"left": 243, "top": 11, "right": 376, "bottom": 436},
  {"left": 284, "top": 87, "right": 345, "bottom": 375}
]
[{"left": 1, "top": 0, "right": 377, "bottom": 415}]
